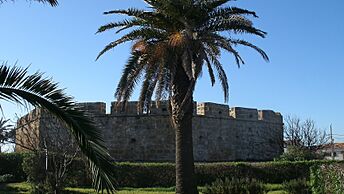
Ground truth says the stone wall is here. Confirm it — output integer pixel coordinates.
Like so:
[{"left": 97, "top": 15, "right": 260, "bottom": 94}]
[{"left": 16, "top": 101, "right": 284, "bottom": 162}]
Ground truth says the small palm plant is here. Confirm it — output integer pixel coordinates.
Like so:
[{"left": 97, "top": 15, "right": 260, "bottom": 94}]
[
  {"left": 97, "top": 0, "right": 269, "bottom": 193},
  {"left": 0, "top": 64, "right": 115, "bottom": 193},
  {"left": 0, "top": 118, "right": 13, "bottom": 153}
]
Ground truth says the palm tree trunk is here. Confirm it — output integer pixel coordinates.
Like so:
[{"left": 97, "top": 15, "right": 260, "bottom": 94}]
[{"left": 171, "top": 63, "right": 198, "bottom": 194}]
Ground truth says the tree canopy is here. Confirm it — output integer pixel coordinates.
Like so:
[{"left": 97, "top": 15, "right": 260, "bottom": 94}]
[{"left": 97, "top": 0, "right": 269, "bottom": 112}]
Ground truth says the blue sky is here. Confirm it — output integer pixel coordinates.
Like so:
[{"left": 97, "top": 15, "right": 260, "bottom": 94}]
[{"left": 1, "top": 0, "right": 344, "bottom": 141}]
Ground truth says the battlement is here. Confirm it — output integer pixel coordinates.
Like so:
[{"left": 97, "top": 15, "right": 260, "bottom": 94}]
[
  {"left": 77, "top": 102, "right": 106, "bottom": 115},
  {"left": 197, "top": 102, "right": 229, "bottom": 118},
  {"left": 230, "top": 107, "right": 258, "bottom": 120},
  {"left": 258, "top": 110, "right": 283, "bottom": 123},
  {"left": 73, "top": 101, "right": 282, "bottom": 123}
]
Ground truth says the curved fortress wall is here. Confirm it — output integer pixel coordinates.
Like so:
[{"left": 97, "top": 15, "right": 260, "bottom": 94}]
[
  {"left": 16, "top": 101, "right": 283, "bottom": 162},
  {"left": 79, "top": 101, "right": 283, "bottom": 162}
]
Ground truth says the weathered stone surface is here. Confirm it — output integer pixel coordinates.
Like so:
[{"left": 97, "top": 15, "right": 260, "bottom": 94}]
[{"left": 16, "top": 101, "right": 283, "bottom": 162}]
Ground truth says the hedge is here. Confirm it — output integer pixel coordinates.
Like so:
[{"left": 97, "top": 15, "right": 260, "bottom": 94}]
[
  {"left": 0, "top": 153, "right": 28, "bottom": 182},
  {"left": 196, "top": 160, "right": 341, "bottom": 185},
  {"left": 113, "top": 163, "right": 175, "bottom": 187},
  {"left": 1, "top": 153, "right": 342, "bottom": 187},
  {"left": 112, "top": 160, "right": 343, "bottom": 187}
]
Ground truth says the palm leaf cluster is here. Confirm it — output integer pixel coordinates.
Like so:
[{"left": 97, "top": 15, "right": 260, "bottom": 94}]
[
  {"left": 0, "top": 0, "right": 58, "bottom": 6},
  {"left": 97, "top": 0, "right": 269, "bottom": 112},
  {"left": 0, "top": 64, "right": 114, "bottom": 193},
  {"left": 0, "top": 118, "right": 13, "bottom": 145}
]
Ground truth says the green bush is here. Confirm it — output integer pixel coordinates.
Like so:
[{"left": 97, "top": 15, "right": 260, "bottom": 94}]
[
  {"left": 22, "top": 153, "right": 50, "bottom": 194},
  {"left": 22, "top": 153, "right": 46, "bottom": 185},
  {"left": 282, "top": 179, "right": 310, "bottom": 194},
  {"left": 64, "top": 159, "right": 91, "bottom": 187},
  {"left": 113, "top": 162, "right": 175, "bottom": 187},
  {"left": 0, "top": 153, "right": 27, "bottom": 182},
  {"left": 22, "top": 153, "right": 92, "bottom": 193},
  {"left": 310, "top": 163, "right": 344, "bottom": 194},
  {"left": 203, "top": 178, "right": 265, "bottom": 194},
  {"left": 276, "top": 146, "right": 324, "bottom": 161}
]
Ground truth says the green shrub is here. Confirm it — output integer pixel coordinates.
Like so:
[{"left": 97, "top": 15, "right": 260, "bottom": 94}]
[
  {"left": 64, "top": 159, "right": 91, "bottom": 187},
  {"left": 203, "top": 178, "right": 265, "bottom": 194},
  {"left": 282, "top": 179, "right": 310, "bottom": 194},
  {"left": 113, "top": 162, "right": 175, "bottom": 187},
  {"left": 22, "top": 153, "right": 92, "bottom": 193},
  {"left": 22, "top": 153, "right": 46, "bottom": 185},
  {"left": 22, "top": 153, "right": 49, "bottom": 193},
  {"left": 276, "top": 146, "right": 324, "bottom": 161},
  {"left": 310, "top": 164, "right": 344, "bottom": 194},
  {"left": 0, "top": 153, "right": 27, "bottom": 182}
]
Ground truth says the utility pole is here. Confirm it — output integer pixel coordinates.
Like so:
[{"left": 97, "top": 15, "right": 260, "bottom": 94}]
[{"left": 330, "top": 124, "right": 335, "bottom": 160}]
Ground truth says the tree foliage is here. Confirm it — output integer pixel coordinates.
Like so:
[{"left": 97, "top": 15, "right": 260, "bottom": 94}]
[{"left": 97, "top": 0, "right": 269, "bottom": 112}]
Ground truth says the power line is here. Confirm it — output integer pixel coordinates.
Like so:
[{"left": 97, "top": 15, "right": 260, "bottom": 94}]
[
  {"left": 332, "top": 134, "right": 344, "bottom": 137},
  {"left": 330, "top": 124, "right": 335, "bottom": 160}
]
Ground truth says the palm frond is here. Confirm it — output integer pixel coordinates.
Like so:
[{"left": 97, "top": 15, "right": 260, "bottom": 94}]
[
  {"left": 34, "top": 0, "right": 58, "bottom": 6},
  {"left": 115, "top": 52, "right": 145, "bottom": 106},
  {"left": 104, "top": 8, "right": 146, "bottom": 17},
  {"left": 205, "top": 15, "right": 266, "bottom": 37},
  {"left": 0, "top": 0, "right": 58, "bottom": 6},
  {"left": 231, "top": 39, "right": 269, "bottom": 62},
  {"left": 201, "top": 49, "right": 215, "bottom": 86},
  {"left": 0, "top": 64, "right": 115, "bottom": 193},
  {"left": 138, "top": 67, "right": 158, "bottom": 113},
  {"left": 155, "top": 55, "right": 172, "bottom": 102},
  {"left": 203, "top": 33, "right": 245, "bottom": 67},
  {"left": 96, "top": 28, "right": 166, "bottom": 60},
  {"left": 209, "top": 7, "right": 258, "bottom": 19},
  {"left": 197, "top": 0, "right": 229, "bottom": 11},
  {"left": 205, "top": 52, "right": 229, "bottom": 102},
  {"left": 96, "top": 19, "right": 142, "bottom": 34}
]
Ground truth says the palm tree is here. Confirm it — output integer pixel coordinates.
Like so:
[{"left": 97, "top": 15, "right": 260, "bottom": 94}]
[
  {"left": 0, "top": 0, "right": 58, "bottom": 6},
  {"left": 96, "top": 0, "right": 269, "bottom": 193},
  {"left": 0, "top": 64, "right": 115, "bottom": 193}
]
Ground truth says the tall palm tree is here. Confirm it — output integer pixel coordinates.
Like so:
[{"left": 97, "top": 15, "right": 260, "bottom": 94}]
[
  {"left": 97, "top": 0, "right": 269, "bottom": 193},
  {"left": 0, "top": 0, "right": 58, "bottom": 6},
  {"left": 0, "top": 65, "right": 115, "bottom": 193}
]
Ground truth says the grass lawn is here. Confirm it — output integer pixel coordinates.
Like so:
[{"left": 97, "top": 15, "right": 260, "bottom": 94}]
[
  {"left": 0, "top": 182, "right": 288, "bottom": 194},
  {"left": 66, "top": 187, "right": 176, "bottom": 194}
]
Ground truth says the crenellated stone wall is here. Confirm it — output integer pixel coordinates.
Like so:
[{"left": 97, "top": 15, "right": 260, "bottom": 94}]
[{"left": 16, "top": 101, "right": 283, "bottom": 162}]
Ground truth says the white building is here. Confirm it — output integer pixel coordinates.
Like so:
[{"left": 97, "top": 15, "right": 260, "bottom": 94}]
[{"left": 321, "top": 143, "right": 344, "bottom": 160}]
